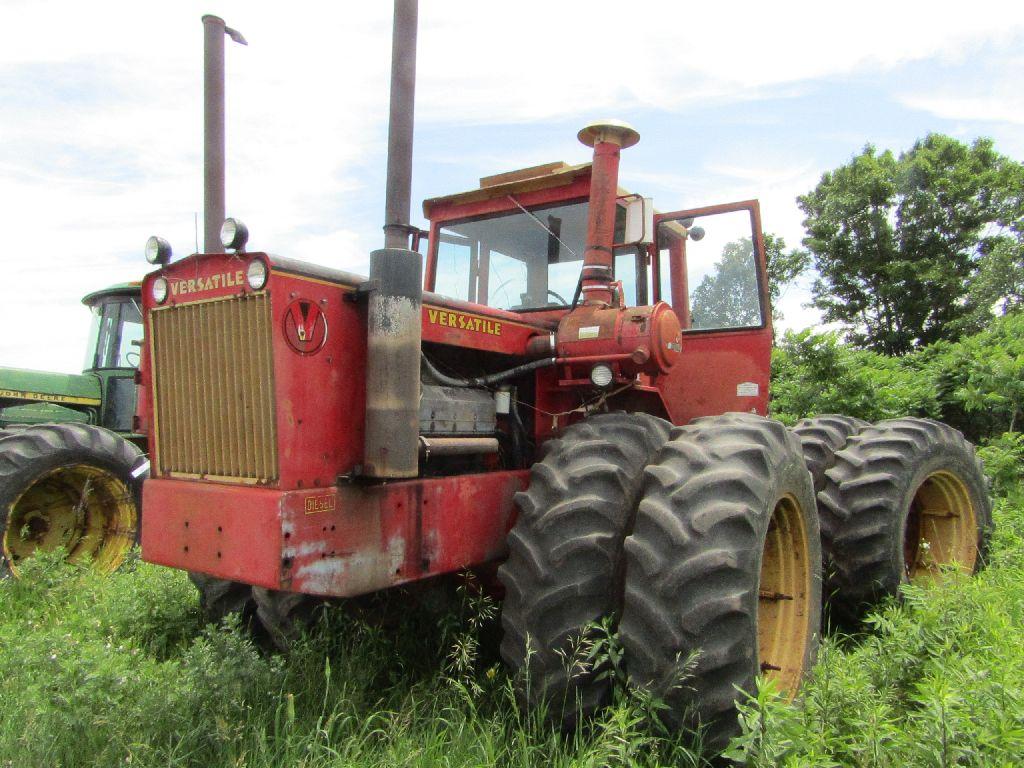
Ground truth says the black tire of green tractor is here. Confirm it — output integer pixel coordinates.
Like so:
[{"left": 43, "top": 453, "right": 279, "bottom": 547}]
[
  {"left": 498, "top": 412, "right": 672, "bottom": 729},
  {"left": 620, "top": 413, "right": 822, "bottom": 753},
  {"left": 252, "top": 586, "right": 326, "bottom": 651},
  {"left": 0, "top": 423, "right": 145, "bottom": 578},
  {"left": 189, "top": 572, "right": 256, "bottom": 626},
  {"left": 817, "top": 418, "right": 993, "bottom": 627},
  {"left": 791, "top": 414, "right": 869, "bottom": 493}
]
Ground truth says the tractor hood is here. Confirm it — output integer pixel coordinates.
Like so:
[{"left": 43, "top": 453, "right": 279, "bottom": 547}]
[{"left": 0, "top": 366, "right": 102, "bottom": 407}]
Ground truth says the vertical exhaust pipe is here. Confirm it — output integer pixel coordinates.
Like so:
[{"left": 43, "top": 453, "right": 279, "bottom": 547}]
[
  {"left": 202, "top": 15, "right": 246, "bottom": 254},
  {"left": 363, "top": 0, "right": 423, "bottom": 479},
  {"left": 577, "top": 120, "right": 640, "bottom": 306}
]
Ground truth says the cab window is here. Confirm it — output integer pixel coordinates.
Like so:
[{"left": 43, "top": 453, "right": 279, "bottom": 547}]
[
  {"left": 433, "top": 199, "right": 650, "bottom": 310},
  {"left": 84, "top": 299, "right": 143, "bottom": 370},
  {"left": 657, "top": 208, "right": 764, "bottom": 330}
]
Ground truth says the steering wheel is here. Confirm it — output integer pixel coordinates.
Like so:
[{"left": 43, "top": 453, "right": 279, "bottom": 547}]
[
  {"left": 125, "top": 350, "right": 141, "bottom": 368},
  {"left": 546, "top": 289, "right": 569, "bottom": 306}
]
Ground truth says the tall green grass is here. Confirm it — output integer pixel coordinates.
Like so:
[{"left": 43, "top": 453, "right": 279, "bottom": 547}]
[{"left": 2, "top": 486, "right": 1022, "bottom": 767}]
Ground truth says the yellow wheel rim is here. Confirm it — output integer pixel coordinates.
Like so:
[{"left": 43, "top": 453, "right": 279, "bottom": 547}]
[
  {"left": 904, "top": 470, "right": 978, "bottom": 581},
  {"left": 2, "top": 463, "right": 137, "bottom": 577},
  {"left": 757, "top": 493, "right": 812, "bottom": 700}
]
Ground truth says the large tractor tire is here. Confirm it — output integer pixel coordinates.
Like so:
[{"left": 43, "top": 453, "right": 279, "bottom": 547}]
[
  {"left": 498, "top": 412, "right": 671, "bottom": 728},
  {"left": 189, "top": 572, "right": 256, "bottom": 626},
  {"left": 0, "top": 423, "right": 145, "bottom": 578},
  {"left": 252, "top": 587, "right": 326, "bottom": 651},
  {"left": 818, "top": 418, "right": 992, "bottom": 626},
  {"left": 791, "top": 414, "right": 868, "bottom": 493},
  {"left": 620, "top": 413, "right": 821, "bottom": 752}
]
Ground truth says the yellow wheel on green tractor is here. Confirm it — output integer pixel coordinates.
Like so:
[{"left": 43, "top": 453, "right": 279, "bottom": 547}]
[{"left": 0, "top": 424, "right": 145, "bottom": 578}]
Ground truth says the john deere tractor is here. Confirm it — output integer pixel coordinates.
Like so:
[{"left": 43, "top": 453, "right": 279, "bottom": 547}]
[{"left": 0, "top": 282, "right": 148, "bottom": 578}]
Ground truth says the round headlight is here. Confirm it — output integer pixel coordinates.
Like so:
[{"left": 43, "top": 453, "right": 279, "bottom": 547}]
[
  {"left": 590, "top": 363, "right": 614, "bottom": 388},
  {"left": 145, "top": 235, "right": 172, "bottom": 265},
  {"left": 246, "top": 259, "right": 268, "bottom": 290},
  {"left": 220, "top": 217, "right": 249, "bottom": 251},
  {"left": 151, "top": 277, "right": 169, "bottom": 304}
]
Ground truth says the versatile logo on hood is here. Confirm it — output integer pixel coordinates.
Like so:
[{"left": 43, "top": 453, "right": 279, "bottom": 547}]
[
  {"left": 169, "top": 270, "right": 245, "bottom": 297},
  {"left": 283, "top": 299, "right": 328, "bottom": 355}
]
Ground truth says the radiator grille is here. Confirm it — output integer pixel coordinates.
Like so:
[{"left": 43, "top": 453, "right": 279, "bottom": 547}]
[{"left": 151, "top": 293, "right": 278, "bottom": 483}]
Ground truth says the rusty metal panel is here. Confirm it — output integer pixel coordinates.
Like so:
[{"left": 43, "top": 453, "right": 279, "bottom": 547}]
[
  {"left": 140, "top": 471, "right": 529, "bottom": 598},
  {"left": 150, "top": 293, "right": 278, "bottom": 482}
]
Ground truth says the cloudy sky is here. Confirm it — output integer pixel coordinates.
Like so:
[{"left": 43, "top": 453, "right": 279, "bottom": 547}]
[{"left": 2, "top": 1, "right": 1022, "bottom": 373}]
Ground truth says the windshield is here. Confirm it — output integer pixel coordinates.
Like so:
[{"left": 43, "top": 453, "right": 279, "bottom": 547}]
[
  {"left": 84, "top": 298, "right": 144, "bottom": 370},
  {"left": 433, "top": 200, "right": 590, "bottom": 311}
]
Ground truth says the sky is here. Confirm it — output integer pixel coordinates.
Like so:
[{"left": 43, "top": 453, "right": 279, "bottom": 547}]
[{"left": 1, "top": 0, "right": 1022, "bottom": 373}]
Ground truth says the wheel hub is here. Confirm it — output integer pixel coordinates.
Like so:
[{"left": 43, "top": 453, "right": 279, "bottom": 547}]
[
  {"left": 904, "top": 470, "right": 978, "bottom": 579},
  {"left": 3, "top": 464, "right": 137, "bottom": 575},
  {"left": 757, "top": 493, "right": 812, "bottom": 699}
]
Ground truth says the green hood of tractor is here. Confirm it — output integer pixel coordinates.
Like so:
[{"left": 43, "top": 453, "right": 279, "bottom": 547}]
[{"left": 0, "top": 366, "right": 102, "bottom": 407}]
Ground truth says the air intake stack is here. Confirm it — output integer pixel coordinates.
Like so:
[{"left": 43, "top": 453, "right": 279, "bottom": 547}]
[{"left": 577, "top": 120, "right": 640, "bottom": 306}]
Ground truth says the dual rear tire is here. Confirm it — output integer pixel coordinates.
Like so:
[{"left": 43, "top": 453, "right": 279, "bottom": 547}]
[
  {"left": 814, "top": 418, "right": 992, "bottom": 626},
  {"left": 501, "top": 411, "right": 992, "bottom": 750},
  {"left": 500, "top": 411, "right": 822, "bottom": 750}
]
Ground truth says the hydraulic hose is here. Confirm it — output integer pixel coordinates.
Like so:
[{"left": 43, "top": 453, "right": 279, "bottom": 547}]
[{"left": 421, "top": 354, "right": 556, "bottom": 388}]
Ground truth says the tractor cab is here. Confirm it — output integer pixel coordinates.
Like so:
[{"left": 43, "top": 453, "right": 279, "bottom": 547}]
[
  {"left": 422, "top": 153, "right": 774, "bottom": 426},
  {"left": 81, "top": 283, "right": 144, "bottom": 433},
  {"left": 0, "top": 282, "right": 143, "bottom": 435},
  {"left": 426, "top": 163, "right": 769, "bottom": 329}
]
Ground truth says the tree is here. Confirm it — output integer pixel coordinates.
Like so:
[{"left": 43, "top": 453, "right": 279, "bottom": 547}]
[
  {"left": 798, "top": 134, "right": 1024, "bottom": 355},
  {"left": 689, "top": 234, "right": 809, "bottom": 329}
]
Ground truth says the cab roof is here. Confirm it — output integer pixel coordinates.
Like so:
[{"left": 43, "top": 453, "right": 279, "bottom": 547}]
[
  {"left": 423, "top": 161, "right": 603, "bottom": 219},
  {"left": 81, "top": 281, "right": 141, "bottom": 306}
]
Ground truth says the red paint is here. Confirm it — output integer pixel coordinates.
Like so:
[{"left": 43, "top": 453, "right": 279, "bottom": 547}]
[
  {"left": 137, "top": 163, "right": 773, "bottom": 599},
  {"left": 142, "top": 471, "right": 528, "bottom": 597},
  {"left": 580, "top": 140, "right": 621, "bottom": 306}
]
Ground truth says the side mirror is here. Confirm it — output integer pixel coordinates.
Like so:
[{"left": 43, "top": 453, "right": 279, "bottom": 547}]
[{"left": 621, "top": 196, "right": 654, "bottom": 246}]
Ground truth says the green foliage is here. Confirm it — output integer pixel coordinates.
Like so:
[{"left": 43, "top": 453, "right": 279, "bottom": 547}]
[
  {"left": 725, "top": 491, "right": 1024, "bottom": 767},
  {"left": 771, "top": 312, "right": 1024, "bottom": 442},
  {"left": 799, "top": 134, "right": 1024, "bottom": 355},
  {"left": 769, "top": 329, "right": 939, "bottom": 425},
  {"left": 978, "top": 432, "right": 1024, "bottom": 495},
  {"left": 5, "top": 491, "right": 1024, "bottom": 768}
]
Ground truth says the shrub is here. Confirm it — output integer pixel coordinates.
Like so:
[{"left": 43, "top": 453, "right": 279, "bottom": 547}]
[{"left": 769, "top": 330, "right": 940, "bottom": 425}]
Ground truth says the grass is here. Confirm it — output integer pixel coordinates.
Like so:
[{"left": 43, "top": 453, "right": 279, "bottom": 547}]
[{"left": 2, "top": 487, "right": 1023, "bottom": 767}]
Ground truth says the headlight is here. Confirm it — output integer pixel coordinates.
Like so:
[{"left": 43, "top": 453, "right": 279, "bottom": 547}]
[
  {"left": 590, "top": 363, "right": 613, "bottom": 388},
  {"left": 151, "top": 277, "right": 169, "bottom": 304},
  {"left": 145, "top": 236, "right": 172, "bottom": 265},
  {"left": 220, "top": 217, "right": 249, "bottom": 251},
  {"left": 246, "top": 259, "right": 268, "bottom": 290}
]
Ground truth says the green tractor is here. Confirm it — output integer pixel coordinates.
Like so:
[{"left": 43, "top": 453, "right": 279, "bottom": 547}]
[{"left": 0, "top": 282, "right": 149, "bottom": 578}]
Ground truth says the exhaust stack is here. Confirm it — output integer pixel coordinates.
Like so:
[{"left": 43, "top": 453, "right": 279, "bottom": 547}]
[
  {"left": 577, "top": 120, "right": 640, "bottom": 306},
  {"left": 363, "top": 0, "right": 423, "bottom": 479},
  {"left": 202, "top": 15, "right": 246, "bottom": 253}
]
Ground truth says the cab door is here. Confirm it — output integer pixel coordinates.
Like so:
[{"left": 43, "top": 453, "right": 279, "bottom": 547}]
[{"left": 652, "top": 200, "right": 773, "bottom": 422}]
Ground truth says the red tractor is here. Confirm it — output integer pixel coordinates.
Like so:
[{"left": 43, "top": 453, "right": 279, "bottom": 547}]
[{"left": 136, "top": 3, "right": 991, "bottom": 750}]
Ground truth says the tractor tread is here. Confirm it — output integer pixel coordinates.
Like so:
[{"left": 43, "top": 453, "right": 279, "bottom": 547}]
[
  {"left": 498, "top": 411, "right": 671, "bottom": 729},
  {"left": 619, "top": 412, "right": 821, "bottom": 752},
  {"left": 818, "top": 417, "right": 993, "bottom": 626}
]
